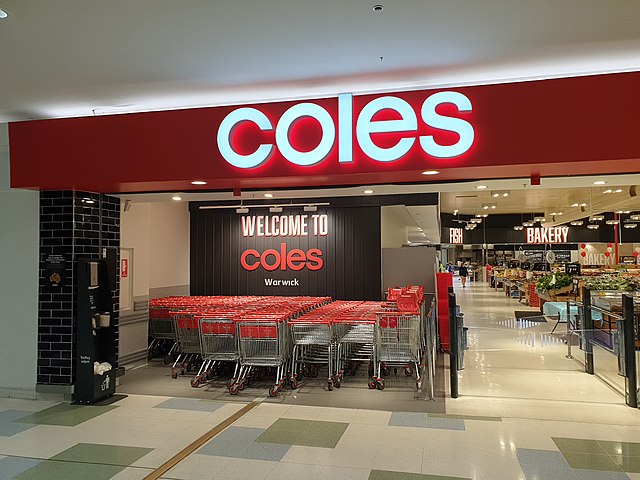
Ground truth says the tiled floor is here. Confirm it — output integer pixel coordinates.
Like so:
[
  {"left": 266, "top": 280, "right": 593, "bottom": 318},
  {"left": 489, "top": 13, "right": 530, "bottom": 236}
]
[{"left": 1, "top": 282, "right": 639, "bottom": 480}]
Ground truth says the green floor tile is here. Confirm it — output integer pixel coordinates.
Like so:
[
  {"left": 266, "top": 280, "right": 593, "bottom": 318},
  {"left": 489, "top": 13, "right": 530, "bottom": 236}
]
[
  {"left": 599, "top": 441, "right": 640, "bottom": 457},
  {"left": 369, "top": 470, "right": 470, "bottom": 480},
  {"left": 256, "top": 419, "right": 348, "bottom": 448},
  {"left": 15, "top": 460, "right": 124, "bottom": 480},
  {"left": 553, "top": 438, "right": 608, "bottom": 455},
  {"left": 16, "top": 404, "right": 117, "bottom": 427},
  {"left": 562, "top": 452, "right": 623, "bottom": 472},
  {"left": 266, "top": 418, "right": 313, "bottom": 432},
  {"left": 611, "top": 455, "right": 640, "bottom": 473},
  {"left": 51, "top": 443, "right": 153, "bottom": 467}
]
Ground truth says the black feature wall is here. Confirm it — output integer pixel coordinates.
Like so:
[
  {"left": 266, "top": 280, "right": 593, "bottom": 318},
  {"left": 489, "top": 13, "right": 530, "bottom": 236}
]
[
  {"left": 191, "top": 206, "right": 382, "bottom": 300},
  {"left": 38, "top": 191, "right": 120, "bottom": 386}
]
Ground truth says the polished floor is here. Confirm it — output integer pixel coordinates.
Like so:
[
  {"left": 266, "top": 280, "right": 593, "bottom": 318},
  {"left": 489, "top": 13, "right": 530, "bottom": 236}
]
[{"left": 1, "top": 282, "right": 639, "bottom": 480}]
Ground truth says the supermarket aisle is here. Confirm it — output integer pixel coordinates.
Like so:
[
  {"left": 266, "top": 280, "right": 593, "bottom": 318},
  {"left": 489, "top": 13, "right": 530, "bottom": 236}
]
[{"left": 450, "top": 280, "right": 635, "bottom": 424}]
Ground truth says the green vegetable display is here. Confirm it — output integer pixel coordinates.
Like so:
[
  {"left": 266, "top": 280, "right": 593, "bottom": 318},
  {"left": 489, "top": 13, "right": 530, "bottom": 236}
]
[
  {"left": 536, "top": 273, "right": 573, "bottom": 292},
  {"left": 585, "top": 275, "right": 640, "bottom": 291}
]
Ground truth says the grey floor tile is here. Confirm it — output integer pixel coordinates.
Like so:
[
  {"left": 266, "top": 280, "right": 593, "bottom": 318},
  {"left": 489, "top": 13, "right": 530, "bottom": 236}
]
[
  {"left": 0, "top": 410, "right": 32, "bottom": 422},
  {"left": 425, "top": 417, "right": 465, "bottom": 431},
  {"left": 153, "top": 397, "right": 226, "bottom": 412},
  {"left": 0, "top": 457, "right": 43, "bottom": 478},
  {"left": 517, "top": 448, "right": 571, "bottom": 469},
  {"left": 0, "top": 421, "right": 37, "bottom": 437},
  {"left": 388, "top": 412, "right": 427, "bottom": 428},
  {"left": 197, "top": 427, "right": 264, "bottom": 457},
  {"left": 574, "top": 470, "right": 631, "bottom": 480},
  {"left": 239, "top": 442, "right": 291, "bottom": 461},
  {"left": 520, "top": 463, "right": 578, "bottom": 480}
]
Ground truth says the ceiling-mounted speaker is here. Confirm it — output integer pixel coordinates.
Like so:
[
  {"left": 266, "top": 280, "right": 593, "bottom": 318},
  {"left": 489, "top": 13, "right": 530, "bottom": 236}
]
[{"left": 630, "top": 186, "right": 637, "bottom": 197}]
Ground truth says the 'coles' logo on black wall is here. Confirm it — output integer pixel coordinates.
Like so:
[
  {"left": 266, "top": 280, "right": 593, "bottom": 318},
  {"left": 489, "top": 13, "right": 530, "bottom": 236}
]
[{"left": 239, "top": 214, "right": 327, "bottom": 272}]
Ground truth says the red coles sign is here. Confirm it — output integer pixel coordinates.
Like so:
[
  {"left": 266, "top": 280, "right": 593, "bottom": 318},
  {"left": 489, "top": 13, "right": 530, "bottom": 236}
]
[{"left": 240, "top": 244, "right": 323, "bottom": 271}]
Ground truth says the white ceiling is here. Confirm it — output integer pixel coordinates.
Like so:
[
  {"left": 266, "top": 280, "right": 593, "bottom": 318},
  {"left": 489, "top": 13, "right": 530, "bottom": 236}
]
[{"left": 1, "top": 0, "right": 640, "bottom": 122}]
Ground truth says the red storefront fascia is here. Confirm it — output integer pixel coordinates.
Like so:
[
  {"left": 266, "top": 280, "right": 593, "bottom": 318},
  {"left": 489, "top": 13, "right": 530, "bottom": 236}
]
[{"left": 8, "top": 72, "right": 640, "bottom": 193}]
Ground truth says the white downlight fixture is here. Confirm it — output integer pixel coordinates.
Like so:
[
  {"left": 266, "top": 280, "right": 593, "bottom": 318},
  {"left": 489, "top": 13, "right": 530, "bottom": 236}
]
[
  {"left": 593, "top": 180, "right": 606, "bottom": 185},
  {"left": 264, "top": 193, "right": 274, "bottom": 198},
  {"left": 587, "top": 224, "right": 600, "bottom": 229},
  {"left": 624, "top": 223, "right": 637, "bottom": 229},
  {"left": 171, "top": 195, "right": 182, "bottom": 201},
  {"left": 363, "top": 189, "right": 374, "bottom": 194},
  {"left": 421, "top": 170, "right": 440, "bottom": 175},
  {"left": 513, "top": 225, "right": 524, "bottom": 231},
  {"left": 605, "top": 219, "right": 619, "bottom": 225},
  {"left": 476, "top": 185, "right": 488, "bottom": 190},
  {"left": 570, "top": 220, "right": 584, "bottom": 226},
  {"left": 589, "top": 215, "right": 605, "bottom": 221},
  {"left": 191, "top": 180, "right": 207, "bottom": 185}
]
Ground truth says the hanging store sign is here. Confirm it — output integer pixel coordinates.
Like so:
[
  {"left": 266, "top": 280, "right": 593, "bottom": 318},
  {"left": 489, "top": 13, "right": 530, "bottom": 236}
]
[
  {"left": 449, "top": 228, "right": 464, "bottom": 244},
  {"left": 9, "top": 72, "right": 640, "bottom": 193},
  {"left": 526, "top": 227, "right": 569, "bottom": 244}
]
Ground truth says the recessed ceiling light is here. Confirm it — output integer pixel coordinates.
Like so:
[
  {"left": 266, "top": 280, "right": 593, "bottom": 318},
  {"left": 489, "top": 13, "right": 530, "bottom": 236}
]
[
  {"left": 571, "top": 203, "right": 579, "bottom": 207},
  {"left": 491, "top": 205, "right": 496, "bottom": 209},
  {"left": 0, "top": 9, "right": 8, "bottom": 19},
  {"left": 605, "top": 220, "right": 619, "bottom": 225},
  {"left": 264, "top": 193, "right": 274, "bottom": 198},
  {"left": 481, "top": 214, "right": 488, "bottom": 217},
  {"left": 557, "top": 212, "right": 563, "bottom": 215},
  {"left": 172, "top": 195, "right": 182, "bottom": 201},
  {"left": 603, "top": 189, "right": 612, "bottom": 194},
  {"left": 191, "top": 180, "right": 207, "bottom": 185},
  {"left": 615, "top": 189, "right": 623, "bottom": 193},
  {"left": 483, "top": 205, "right": 489, "bottom": 210},
  {"left": 492, "top": 193, "right": 499, "bottom": 198},
  {"left": 372, "top": 4, "right": 384, "bottom": 12},
  {"left": 363, "top": 189, "right": 374, "bottom": 194},
  {"left": 570, "top": 220, "right": 584, "bottom": 226},
  {"left": 593, "top": 180, "right": 606, "bottom": 185},
  {"left": 476, "top": 185, "right": 488, "bottom": 190},
  {"left": 421, "top": 170, "right": 439, "bottom": 175},
  {"left": 631, "top": 215, "right": 640, "bottom": 221},
  {"left": 589, "top": 215, "right": 605, "bottom": 221},
  {"left": 624, "top": 223, "right": 637, "bottom": 229},
  {"left": 513, "top": 226, "right": 524, "bottom": 231},
  {"left": 587, "top": 224, "right": 599, "bottom": 229},
  {"left": 475, "top": 214, "right": 482, "bottom": 218},
  {"left": 581, "top": 203, "right": 587, "bottom": 207},
  {"left": 503, "top": 192, "right": 509, "bottom": 197}
]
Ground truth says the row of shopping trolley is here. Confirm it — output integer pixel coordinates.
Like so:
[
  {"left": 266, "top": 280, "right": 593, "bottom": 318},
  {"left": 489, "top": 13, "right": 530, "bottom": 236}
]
[{"left": 148, "top": 289, "right": 432, "bottom": 397}]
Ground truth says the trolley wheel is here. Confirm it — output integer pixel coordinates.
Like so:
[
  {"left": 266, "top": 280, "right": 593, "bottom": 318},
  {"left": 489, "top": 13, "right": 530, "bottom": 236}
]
[
  {"left": 171, "top": 371, "right": 178, "bottom": 380},
  {"left": 180, "top": 367, "right": 186, "bottom": 376},
  {"left": 327, "top": 381, "right": 333, "bottom": 391},
  {"left": 334, "top": 379, "right": 341, "bottom": 389},
  {"left": 268, "top": 386, "right": 279, "bottom": 397},
  {"left": 198, "top": 373, "right": 208, "bottom": 384},
  {"left": 290, "top": 379, "right": 299, "bottom": 390},
  {"left": 147, "top": 350, "right": 154, "bottom": 361},
  {"left": 190, "top": 377, "right": 200, "bottom": 388},
  {"left": 163, "top": 355, "right": 172, "bottom": 365},
  {"left": 376, "top": 379, "right": 385, "bottom": 390},
  {"left": 404, "top": 366, "right": 414, "bottom": 377},
  {"left": 229, "top": 384, "right": 240, "bottom": 395},
  {"left": 238, "top": 381, "right": 246, "bottom": 391},
  {"left": 226, "top": 378, "right": 236, "bottom": 389},
  {"left": 368, "top": 380, "right": 377, "bottom": 389}
]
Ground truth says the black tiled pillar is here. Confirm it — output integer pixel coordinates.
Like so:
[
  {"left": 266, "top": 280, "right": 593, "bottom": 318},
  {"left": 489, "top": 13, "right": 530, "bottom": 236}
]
[{"left": 38, "top": 191, "right": 120, "bottom": 388}]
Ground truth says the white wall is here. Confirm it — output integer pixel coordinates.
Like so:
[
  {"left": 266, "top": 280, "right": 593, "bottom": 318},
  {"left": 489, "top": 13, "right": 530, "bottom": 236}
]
[
  {"left": 149, "top": 202, "right": 190, "bottom": 292},
  {"left": 381, "top": 206, "right": 408, "bottom": 248},
  {"left": 0, "top": 124, "right": 39, "bottom": 398},
  {"left": 121, "top": 201, "right": 190, "bottom": 298}
]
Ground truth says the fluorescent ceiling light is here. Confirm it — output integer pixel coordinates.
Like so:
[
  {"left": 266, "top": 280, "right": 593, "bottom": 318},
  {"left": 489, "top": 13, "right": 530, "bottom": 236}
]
[
  {"left": 191, "top": 180, "right": 207, "bottom": 185},
  {"left": 421, "top": 170, "right": 439, "bottom": 175},
  {"left": 171, "top": 195, "right": 182, "bottom": 201},
  {"left": 593, "top": 180, "right": 606, "bottom": 185},
  {"left": 264, "top": 193, "right": 274, "bottom": 198},
  {"left": 476, "top": 185, "right": 488, "bottom": 190},
  {"left": 363, "top": 189, "right": 374, "bottom": 194}
]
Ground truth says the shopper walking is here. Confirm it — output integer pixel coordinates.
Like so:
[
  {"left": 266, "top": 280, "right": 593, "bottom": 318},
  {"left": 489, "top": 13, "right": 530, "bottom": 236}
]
[{"left": 459, "top": 263, "right": 469, "bottom": 287}]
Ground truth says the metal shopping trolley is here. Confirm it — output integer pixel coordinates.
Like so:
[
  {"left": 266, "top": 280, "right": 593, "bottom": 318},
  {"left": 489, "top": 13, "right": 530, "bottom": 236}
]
[
  {"left": 289, "top": 317, "right": 335, "bottom": 390},
  {"left": 193, "top": 314, "right": 240, "bottom": 388},
  {"left": 170, "top": 311, "right": 204, "bottom": 379},
  {"left": 148, "top": 304, "right": 179, "bottom": 362},
  {"left": 335, "top": 316, "right": 376, "bottom": 388},
  {"left": 231, "top": 316, "right": 292, "bottom": 396},
  {"left": 373, "top": 311, "right": 422, "bottom": 390}
]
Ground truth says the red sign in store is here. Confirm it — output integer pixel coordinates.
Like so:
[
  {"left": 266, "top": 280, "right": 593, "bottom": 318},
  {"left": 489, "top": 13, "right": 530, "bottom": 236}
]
[
  {"left": 8, "top": 72, "right": 640, "bottom": 192},
  {"left": 121, "top": 258, "right": 129, "bottom": 278}
]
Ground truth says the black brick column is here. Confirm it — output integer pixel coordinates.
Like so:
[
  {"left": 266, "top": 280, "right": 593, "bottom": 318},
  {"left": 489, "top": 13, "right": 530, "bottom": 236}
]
[{"left": 38, "top": 191, "right": 120, "bottom": 387}]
